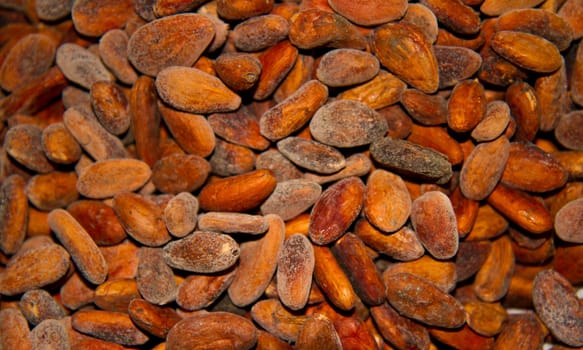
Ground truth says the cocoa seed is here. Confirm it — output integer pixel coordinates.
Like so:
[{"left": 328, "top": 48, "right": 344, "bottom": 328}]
[
  {"left": 310, "top": 100, "right": 388, "bottom": 148},
  {"left": 370, "top": 137, "right": 453, "bottom": 184},
  {"left": 277, "top": 137, "right": 346, "bottom": 175},
  {"left": 276, "top": 234, "right": 315, "bottom": 310},
  {"left": 1, "top": 3, "right": 583, "bottom": 349},
  {"left": 127, "top": 14, "right": 214, "bottom": 76},
  {"left": 48, "top": 208, "right": 108, "bottom": 285},
  {"left": 309, "top": 177, "right": 364, "bottom": 245},
  {"left": 137, "top": 247, "right": 177, "bottom": 305},
  {"left": 0, "top": 243, "right": 70, "bottom": 296},
  {"left": 163, "top": 231, "right": 239, "bottom": 273},
  {"left": 385, "top": 272, "right": 466, "bottom": 328},
  {"left": 0, "top": 174, "right": 27, "bottom": 255},
  {"left": 533, "top": 270, "right": 583, "bottom": 347},
  {"left": 373, "top": 22, "right": 439, "bottom": 94},
  {"left": 316, "top": 49, "right": 379, "bottom": 88},
  {"left": 410, "top": 191, "right": 459, "bottom": 259}
]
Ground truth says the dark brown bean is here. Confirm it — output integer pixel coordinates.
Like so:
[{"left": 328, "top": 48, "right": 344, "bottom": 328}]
[{"left": 370, "top": 137, "right": 453, "bottom": 184}]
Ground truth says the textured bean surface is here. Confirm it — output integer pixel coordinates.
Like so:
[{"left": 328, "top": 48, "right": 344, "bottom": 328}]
[
  {"left": 533, "top": 270, "right": 583, "bottom": 347},
  {"left": 277, "top": 137, "right": 346, "bottom": 174},
  {"left": 1, "top": 2, "right": 583, "bottom": 349},
  {"left": 163, "top": 231, "right": 240, "bottom": 273},
  {"left": 277, "top": 234, "right": 314, "bottom": 310},
  {"left": 309, "top": 177, "right": 364, "bottom": 245},
  {"left": 410, "top": 191, "right": 459, "bottom": 259},
  {"left": 310, "top": 100, "right": 388, "bottom": 148},
  {"left": 370, "top": 137, "right": 453, "bottom": 184},
  {"left": 48, "top": 209, "right": 108, "bottom": 285},
  {"left": 127, "top": 14, "right": 215, "bottom": 76},
  {"left": 385, "top": 272, "right": 465, "bottom": 328}
]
